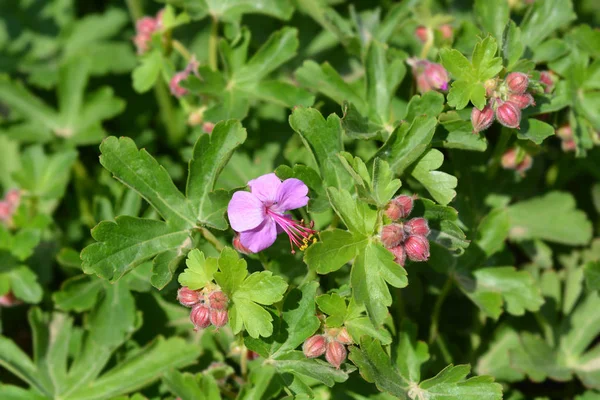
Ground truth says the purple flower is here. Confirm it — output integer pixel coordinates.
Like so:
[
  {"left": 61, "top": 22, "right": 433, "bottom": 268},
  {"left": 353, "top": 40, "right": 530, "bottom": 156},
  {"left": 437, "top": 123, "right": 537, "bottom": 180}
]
[{"left": 227, "top": 173, "right": 316, "bottom": 253}]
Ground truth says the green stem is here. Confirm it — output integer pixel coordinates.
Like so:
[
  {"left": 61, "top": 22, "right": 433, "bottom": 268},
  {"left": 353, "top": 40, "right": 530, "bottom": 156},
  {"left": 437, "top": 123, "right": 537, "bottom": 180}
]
[
  {"left": 125, "top": 0, "right": 144, "bottom": 20},
  {"left": 172, "top": 39, "right": 192, "bottom": 61},
  {"left": 487, "top": 129, "right": 512, "bottom": 179},
  {"left": 240, "top": 340, "right": 248, "bottom": 380},
  {"left": 258, "top": 252, "right": 271, "bottom": 271},
  {"left": 208, "top": 16, "right": 219, "bottom": 71},
  {"left": 419, "top": 28, "right": 434, "bottom": 59},
  {"left": 201, "top": 227, "right": 224, "bottom": 252},
  {"left": 429, "top": 277, "right": 454, "bottom": 344}
]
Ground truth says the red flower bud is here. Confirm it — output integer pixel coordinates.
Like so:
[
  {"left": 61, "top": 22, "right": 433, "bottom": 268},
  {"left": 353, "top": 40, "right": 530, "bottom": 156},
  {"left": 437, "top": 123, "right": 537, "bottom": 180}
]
[
  {"left": 0, "top": 201, "right": 12, "bottom": 222},
  {"left": 540, "top": 71, "right": 556, "bottom": 93},
  {"left": 336, "top": 327, "right": 353, "bottom": 345},
  {"left": 404, "top": 235, "right": 430, "bottom": 262},
  {"left": 177, "top": 287, "right": 202, "bottom": 307},
  {"left": 495, "top": 101, "right": 521, "bottom": 129},
  {"left": 562, "top": 140, "right": 576, "bottom": 152},
  {"left": 389, "top": 245, "right": 406, "bottom": 266},
  {"left": 415, "top": 26, "right": 430, "bottom": 43},
  {"left": 233, "top": 233, "right": 253, "bottom": 254},
  {"left": 380, "top": 223, "right": 405, "bottom": 248},
  {"left": 136, "top": 16, "right": 157, "bottom": 35},
  {"left": 409, "top": 59, "right": 449, "bottom": 93},
  {"left": 190, "top": 304, "right": 211, "bottom": 330},
  {"left": 439, "top": 24, "right": 453, "bottom": 39},
  {"left": 404, "top": 218, "right": 430, "bottom": 237},
  {"left": 325, "top": 340, "right": 347, "bottom": 369},
  {"left": 508, "top": 93, "right": 535, "bottom": 109},
  {"left": 471, "top": 105, "right": 495, "bottom": 133},
  {"left": 208, "top": 290, "right": 228, "bottom": 310},
  {"left": 303, "top": 335, "right": 327, "bottom": 358},
  {"left": 202, "top": 122, "right": 215, "bottom": 134},
  {"left": 556, "top": 124, "right": 573, "bottom": 141},
  {"left": 209, "top": 309, "right": 228, "bottom": 328},
  {"left": 505, "top": 72, "right": 529, "bottom": 94},
  {"left": 501, "top": 148, "right": 533, "bottom": 175},
  {"left": 169, "top": 72, "right": 189, "bottom": 98},
  {"left": 386, "top": 195, "right": 414, "bottom": 220}
]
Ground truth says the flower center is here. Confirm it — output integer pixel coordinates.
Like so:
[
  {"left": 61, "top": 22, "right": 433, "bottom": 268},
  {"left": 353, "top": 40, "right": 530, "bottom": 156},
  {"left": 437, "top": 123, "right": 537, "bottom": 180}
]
[{"left": 266, "top": 208, "right": 317, "bottom": 254}]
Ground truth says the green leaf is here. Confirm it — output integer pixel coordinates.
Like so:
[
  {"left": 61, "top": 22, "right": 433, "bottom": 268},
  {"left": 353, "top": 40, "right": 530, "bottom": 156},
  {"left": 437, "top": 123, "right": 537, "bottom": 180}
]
[
  {"left": 163, "top": 371, "right": 221, "bottom": 400},
  {"left": 394, "top": 321, "right": 429, "bottom": 383},
  {"left": 439, "top": 49, "right": 475, "bottom": 81},
  {"left": 289, "top": 107, "right": 352, "bottom": 190},
  {"left": 81, "top": 216, "right": 191, "bottom": 281},
  {"left": 132, "top": 49, "right": 162, "bottom": 93},
  {"left": 351, "top": 242, "right": 408, "bottom": 325},
  {"left": 327, "top": 188, "right": 377, "bottom": 236},
  {"left": 476, "top": 325, "right": 525, "bottom": 382},
  {"left": 434, "top": 118, "right": 488, "bottom": 152},
  {"left": 459, "top": 267, "right": 544, "bottom": 319},
  {"left": 183, "top": 0, "right": 294, "bottom": 21},
  {"left": 178, "top": 249, "right": 219, "bottom": 290},
  {"left": 474, "top": 0, "right": 509, "bottom": 45},
  {"left": 585, "top": 261, "right": 600, "bottom": 291},
  {"left": 0, "top": 335, "right": 46, "bottom": 395},
  {"left": 516, "top": 118, "right": 555, "bottom": 144},
  {"left": 99, "top": 136, "right": 196, "bottom": 229},
  {"left": 472, "top": 36, "right": 503, "bottom": 81},
  {"left": 410, "top": 149, "right": 457, "bottom": 205},
  {"left": 374, "top": 115, "right": 438, "bottom": 175},
  {"left": 404, "top": 91, "right": 445, "bottom": 123},
  {"left": 520, "top": 0, "right": 576, "bottom": 49},
  {"left": 507, "top": 192, "right": 593, "bottom": 245},
  {"left": 304, "top": 229, "right": 368, "bottom": 274},
  {"left": 53, "top": 275, "right": 104, "bottom": 312},
  {"left": 502, "top": 21, "right": 524, "bottom": 69},
  {"left": 8, "top": 265, "right": 43, "bottom": 303},
  {"left": 316, "top": 293, "right": 348, "bottom": 327},
  {"left": 186, "top": 120, "right": 247, "bottom": 226},
  {"left": 447, "top": 80, "right": 486, "bottom": 110}
]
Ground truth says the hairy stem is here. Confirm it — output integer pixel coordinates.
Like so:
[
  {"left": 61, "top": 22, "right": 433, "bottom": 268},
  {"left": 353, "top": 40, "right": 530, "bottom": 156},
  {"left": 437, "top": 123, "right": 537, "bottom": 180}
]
[{"left": 201, "top": 227, "right": 225, "bottom": 252}]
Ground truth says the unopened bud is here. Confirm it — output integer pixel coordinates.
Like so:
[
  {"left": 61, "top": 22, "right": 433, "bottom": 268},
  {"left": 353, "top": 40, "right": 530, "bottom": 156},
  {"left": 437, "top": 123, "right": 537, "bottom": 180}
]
[
  {"left": 208, "top": 290, "right": 228, "bottom": 310},
  {"left": 190, "top": 304, "right": 211, "bottom": 330},
  {"left": 501, "top": 148, "right": 533, "bottom": 175},
  {"left": 233, "top": 234, "right": 252, "bottom": 254},
  {"left": 380, "top": 223, "right": 405, "bottom": 248},
  {"left": 303, "top": 335, "right": 327, "bottom": 358},
  {"left": 0, "top": 201, "right": 12, "bottom": 222},
  {"left": 471, "top": 105, "right": 495, "bottom": 133},
  {"left": 169, "top": 72, "right": 189, "bottom": 98},
  {"left": 404, "top": 235, "right": 430, "bottom": 262},
  {"left": 187, "top": 109, "right": 204, "bottom": 126},
  {"left": 336, "top": 327, "right": 353, "bottom": 345},
  {"left": 0, "top": 292, "right": 21, "bottom": 307},
  {"left": 495, "top": 101, "right": 521, "bottom": 129},
  {"left": 209, "top": 309, "right": 228, "bottom": 328},
  {"left": 561, "top": 140, "right": 576, "bottom": 152},
  {"left": 136, "top": 16, "right": 157, "bottom": 35},
  {"left": 439, "top": 24, "right": 453, "bottom": 39},
  {"left": 177, "top": 287, "right": 202, "bottom": 307},
  {"left": 508, "top": 93, "right": 535, "bottom": 109},
  {"left": 5, "top": 189, "right": 20, "bottom": 208},
  {"left": 202, "top": 122, "right": 215, "bottom": 134},
  {"left": 325, "top": 340, "right": 347, "bottom": 369},
  {"left": 389, "top": 245, "right": 407, "bottom": 266},
  {"left": 484, "top": 79, "right": 497, "bottom": 97},
  {"left": 540, "top": 71, "right": 556, "bottom": 93},
  {"left": 424, "top": 62, "right": 449, "bottom": 91},
  {"left": 404, "top": 218, "right": 430, "bottom": 237},
  {"left": 505, "top": 72, "right": 529, "bottom": 94},
  {"left": 556, "top": 124, "right": 573, "bottom": 141},
  {"left": 415, "top": 26, "right": 430, "bottom": 43},
  {"left": 386, "top": 195, "right": 414, "bottom": 220}
]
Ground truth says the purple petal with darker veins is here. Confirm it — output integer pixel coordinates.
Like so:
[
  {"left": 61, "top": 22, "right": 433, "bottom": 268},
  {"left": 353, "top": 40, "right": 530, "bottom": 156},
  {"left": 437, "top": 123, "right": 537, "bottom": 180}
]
[
  {"left": 248, "top": 173, "right": 281, "bottom": 204},
  {"left": 273, "top": 178, "right": 309, "bottom": 212},
  {"left": 227, "top": 191, "right": 265, "bottom": 232},
  {"left": 239, "top": 217, "right": 278, "bottom": 252}
]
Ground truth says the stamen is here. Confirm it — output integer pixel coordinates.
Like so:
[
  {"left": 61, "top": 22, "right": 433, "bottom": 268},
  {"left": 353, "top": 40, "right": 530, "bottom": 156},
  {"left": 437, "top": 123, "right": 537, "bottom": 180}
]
[{"left": 267, "top": 211, "right": 318, "bottom": 253}]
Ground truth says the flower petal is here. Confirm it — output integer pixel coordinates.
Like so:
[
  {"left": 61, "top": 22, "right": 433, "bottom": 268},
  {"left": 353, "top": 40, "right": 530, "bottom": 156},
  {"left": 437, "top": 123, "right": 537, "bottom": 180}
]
[
  {"left": 239, "top": 218, "right": 278, "bottom": 252},
  {"left": 227, "top": 191, "right": 265, "bottom": 232},
  {"left": 248, "top": 173, "right": 281, "bottom": 204},
  {"left": 274, "top": 178, "right": 309, "bottom": 212}
]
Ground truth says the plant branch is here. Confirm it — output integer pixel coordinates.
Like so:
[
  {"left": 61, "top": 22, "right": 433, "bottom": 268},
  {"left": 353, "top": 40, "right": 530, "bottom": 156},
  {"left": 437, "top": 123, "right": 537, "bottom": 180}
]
[
  {"left": 429, "top": 276, "right": 454, "bottom": 344},
  {"left": 208, "top": 16, "right": 219, "bottom": 71},
  {"left": 201, "top": 227, "right": 225, "bottom": 252}
]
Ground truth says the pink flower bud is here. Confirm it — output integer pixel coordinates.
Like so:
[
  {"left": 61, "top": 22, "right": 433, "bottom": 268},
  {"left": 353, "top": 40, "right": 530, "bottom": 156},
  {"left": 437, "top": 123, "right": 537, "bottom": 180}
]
[
  {"left": 177, "top": 287, "right": 202, "bottom": 307},
  {"left": 169, "top": 72, "right": 189, "bottom": 98},
  {"left": 508, "top": 93, "right": 535, "bottom": 109},
  {"left": 386, "top": 195, "right": 414, "bottom": 220},
  {"left": 336, "top": 327, "right": 353, "bottom": 345},
  {"left": 495, "top": 101, "right": 521, "bottom": 129},
  {"left": 540, "top": 71, "right": 556, "bottom": 93},
  {"left": 561, "top": 140, "right": 576, "bottom": 152},
  {"left": 415, "top": 26, "right": 429, "bottom": 43},
  {"left": 155, "top": 9, "right": 165, "bottom": 29},
  {"left": 484, "top": 79, "right": 497, "bottom": 97},
  {"left": 505, "top": 72, "right": 529, "bottom": 94},
  {"left": 501, "top": 148, "right": 533, "bottom": 175},
  {"left": 0, "top": 201, "right": 12, "bottom": 222},
  {"left": 190, "top": 304, "right": 211, "bottom": 330},
  {"left": 303, "top": 335, "right": 327, "bottom": 358},
  {"left": 187, "top": 109, "right": 204, "bottom": 126},
  {"left": 389, "top": 245, "right": 406, "bottom": 266},
  {"left": 404, "top": 235, "right": 430, "bottom": 262},
  {"left": 232, "top": 234, "right": 252, "bottom": 254},
  {"left": 209, "top": 309, "right": 228, "bottom": 328},
  {"left": 208, "top": 290, "right": 228, "bottom": 310},
  {"left": 380, "top": 223, "right": 405, "bottom": 248},
  {"left": 325, "top": 340, "right": 347, "bottom": 369},
  {"left": 471, "top": 105, "right": 495, "bottom": 133},
  {"left": 556, "top": 124, "right": 573, "bottom": 141},
  {"left": 5, "top": 189, "right": 20, "bottom": 209},
  {"left": 0, "top": 292, "right": 21, "bottom": 307},
  {"left": 404, "top": 218, "right": 430, "bottom": 237},
  {"left": 424, "top": 62, "right": 450, "bottom": 91},
  {"left": 202, "top": 122, "right": 215, "bottom": 134},
  {"left": 439, "top": 24, "right": 453, "bottom": 39},
  {"left": 136, "top": 16, "right": 157, "bottom": 35}
]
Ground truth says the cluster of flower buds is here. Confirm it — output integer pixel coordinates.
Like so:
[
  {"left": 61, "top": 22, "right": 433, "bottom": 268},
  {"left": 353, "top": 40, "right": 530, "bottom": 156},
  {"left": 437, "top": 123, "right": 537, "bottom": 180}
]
[
  {"left": 501, "top": 147, "right": 533, "bottom": 176},
  {"left": 0, "top": 189, "right": 21, "bottom": 225},
  {"left": 415, "top": 24, "right": 453, "bottom": 43},
  {"left": 178, "top": 286, "right": 229, "bottom": 331},
  {"left": 472, "top": 72, "right": 535, "bottom": 133},
  {"left": 133, "top": 10, "right": 164, "bottom": 55},
  {"left": 407, "top": 58, "right": 450, "bottom": 93},
  {"left": 382, "top": 195, "right": 431, "bottom": 265},
  {"left": 303, "top": 327, "right": 352, "bottom": 369},
  {"left": 169, "top": 57, "right": 200, "bottom": 98},
  {"left": 556, "top": 124, "right": 576, "bottom": 152}
]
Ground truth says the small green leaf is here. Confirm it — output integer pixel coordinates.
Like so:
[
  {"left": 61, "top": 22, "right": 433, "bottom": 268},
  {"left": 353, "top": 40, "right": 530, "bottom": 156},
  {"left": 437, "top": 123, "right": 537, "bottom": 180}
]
[
  {"left": 520, "top": 0, "right": 576, "bottom": 49},
  {"left": 516, "top": 118, "right": 555, "bottom": 144},
  {"left": 327, "top": 188, "right": 377, "bottom": 236},
  {"left": 53, "top": 275, "right": 103, "bottom": 312},
  {"left": 178, "top": 249, "right": 219, "bottom": 290},
  {"left": 440, "top": 49, "right": 475, "bottom": 81},
  {"left": 447, "top": 81, "right": 486, "bottom": 110},
  {"left": 316, "top": 293, "right": 347, "bottom": 327},
  {"left": 585, "top": 261, "right": 600, "bottom": 291},
  {"left": 410, "top": 149, "right": 457, "bottom": 206},
  {"left": 304, "top": 229, "right": 367, "bottom": 274},
  {"left": 502, "top": 21, "right": 524, "bottom": 69},
  {"left": 474, "top": 0, "right": 509, "bottom": 45},
  {"left": 132, "top": 49, "right": 162, "bottom": 93},
  {"left": 404, "top": 91, "right": 445, "bottom": 123}
]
